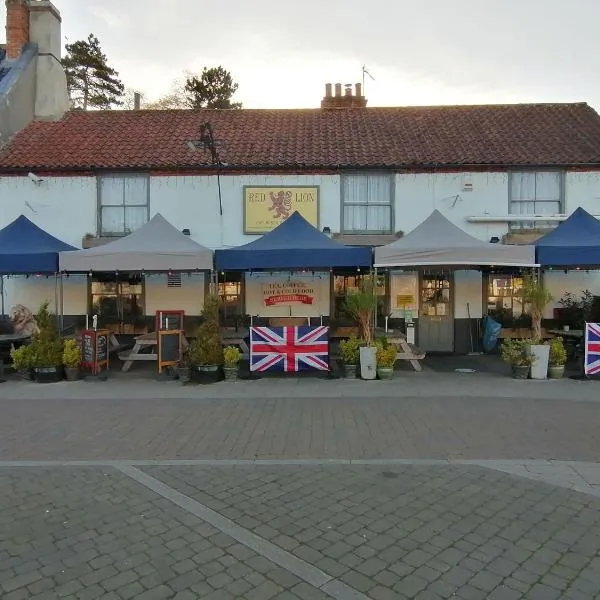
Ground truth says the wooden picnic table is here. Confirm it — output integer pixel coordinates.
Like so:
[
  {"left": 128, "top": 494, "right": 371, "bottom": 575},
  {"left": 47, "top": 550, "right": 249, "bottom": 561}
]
[
  {"left": 119, "top": 332, "right": 189, "bottom": 372},
  {"left": 221, "top": 328, "right": 250, "bottom": 358},
  {"left": 376, "top": 328, "right": 426, "bottom": 372}
]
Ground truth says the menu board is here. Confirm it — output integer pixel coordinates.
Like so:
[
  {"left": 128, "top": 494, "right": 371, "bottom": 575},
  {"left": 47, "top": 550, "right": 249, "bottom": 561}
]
[
  {"left": 157, "top": 330, "right": 182, "bottom": 373},
  {"left": 80, "top": 329, "right": 110, "bottom": 375},
  {"left": 155, "top": 310, "right": 185, "bottom": 331}
]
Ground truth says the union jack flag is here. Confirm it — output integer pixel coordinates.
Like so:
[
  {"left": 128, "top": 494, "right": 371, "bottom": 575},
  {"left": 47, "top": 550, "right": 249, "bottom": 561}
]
[
  {"left": 250, "top": 326, "right": 329, "bottom": 372},
  {"left": 584, "top": 322, "right": 600, "bottom": 376}
]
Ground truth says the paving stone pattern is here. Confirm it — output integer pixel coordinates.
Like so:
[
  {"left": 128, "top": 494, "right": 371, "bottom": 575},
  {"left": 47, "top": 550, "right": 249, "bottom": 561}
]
[
  {"left": 0, "top": 468, "right": 331, "bottom": 600},
  {"left": 1, "top": 394, "right": 600, "bottom": 461},
  {"left": 145, "top": 464, "right": 600, "bottom": 599},
  {"left": 2, "top": 465, "right": 600, "bottom": 599}
]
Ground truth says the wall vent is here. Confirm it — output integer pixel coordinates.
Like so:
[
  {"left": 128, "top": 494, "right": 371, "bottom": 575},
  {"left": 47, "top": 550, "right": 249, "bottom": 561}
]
[{"left": 167, "top": 272, "right": 182, "bottom": 288}]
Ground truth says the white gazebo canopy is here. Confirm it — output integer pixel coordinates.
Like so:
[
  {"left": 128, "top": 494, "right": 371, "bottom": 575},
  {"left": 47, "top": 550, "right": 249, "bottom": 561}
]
[
  {"left": 59, "top": 213, "right": 213, "bottom": 272},
  {"left": 374, "top": 210, "right": 537, "bottom": 267}
]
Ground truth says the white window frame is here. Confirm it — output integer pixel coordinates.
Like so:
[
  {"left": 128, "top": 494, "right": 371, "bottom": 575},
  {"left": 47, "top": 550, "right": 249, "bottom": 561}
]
[
  {"left": 98, "top": 173, "right": 150, "bottom": 236},
  {"left": 508, "top": 170, "right": 564, "bottom": 229},
  {"left": 341, "top": 173, "right": 394, "bottom": 234}
]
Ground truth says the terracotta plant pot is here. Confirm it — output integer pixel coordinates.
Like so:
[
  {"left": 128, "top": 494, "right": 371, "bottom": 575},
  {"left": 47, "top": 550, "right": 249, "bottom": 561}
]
[{"left": 64, "top": 367, "right": 80, "bottom": 381}]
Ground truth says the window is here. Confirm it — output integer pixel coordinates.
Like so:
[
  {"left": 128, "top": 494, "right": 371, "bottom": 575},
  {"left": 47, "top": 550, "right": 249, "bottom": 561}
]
[
  {"left": 509, "top": 171, "right": 563, "bottom": 229},
  {"left": 90, "top": 273, "right": 145, "bottom": 334},
  {"left": 487, "top": 274, "right": 527, "bottom": 325},
  {"left": 99, "top": 174, "right": 149, "bottom": 236},
  {"left": 342, "top": 174, "right": 393, "bottom": 233},
  {"left": 333, "top": 273, "right": 387, "bottom": 322},
  {"left": 218, "top": 273, "right": 243, "bottom": 326}
]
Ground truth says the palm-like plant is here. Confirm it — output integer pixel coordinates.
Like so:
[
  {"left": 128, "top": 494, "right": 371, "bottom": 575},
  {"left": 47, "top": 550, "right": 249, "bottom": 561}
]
[{"left": 343, "top": 277, "right": 377, "bottom": 346}]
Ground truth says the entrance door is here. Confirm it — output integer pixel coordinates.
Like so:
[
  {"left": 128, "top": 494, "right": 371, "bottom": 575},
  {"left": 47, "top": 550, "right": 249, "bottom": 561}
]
[{"left": 418, "top": 273, "right": 454, "bottom": 352}]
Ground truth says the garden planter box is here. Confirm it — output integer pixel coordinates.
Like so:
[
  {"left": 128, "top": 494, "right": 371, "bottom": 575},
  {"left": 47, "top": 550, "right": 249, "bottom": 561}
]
[
  {"left": 34, "top": 366, "right": 62, "bottom": 383},
  {"left": 191, "top": 365, "right": 223, "bottom": 384}
]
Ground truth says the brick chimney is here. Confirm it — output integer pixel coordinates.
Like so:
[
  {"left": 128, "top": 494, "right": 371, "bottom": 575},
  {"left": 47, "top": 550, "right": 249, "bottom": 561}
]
[
  {"left": 321, "top": 82, "right": 367, "bottom": 109},
  {"left": 5, "top": 0, "right": 30, "bottom": 59}
]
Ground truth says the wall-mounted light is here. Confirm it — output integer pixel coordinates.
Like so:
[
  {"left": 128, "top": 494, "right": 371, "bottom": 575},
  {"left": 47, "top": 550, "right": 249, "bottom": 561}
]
[
  {"left": 322, "top": 227, "right": 333, "bottom": 239},
  {"left": 182, "top": 228, "right": 191, "bottom": 236},
  {"left": 489, "top": 236, "right": 500, "bottom": 244}
]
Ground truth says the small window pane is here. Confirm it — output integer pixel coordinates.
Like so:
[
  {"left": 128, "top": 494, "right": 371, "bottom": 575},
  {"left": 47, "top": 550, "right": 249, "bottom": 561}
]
[
  {"left": 100, "top": 177, "right": 124, "bottom": 206},
  {"left": 124, "top": 177, "right": 148, "bottom": 205},
  {"left": 124, "top": 207, "right": 147, "bottom": 233},
  {"left": 101, "top": 206, "right": 124, "bottom": 234}
]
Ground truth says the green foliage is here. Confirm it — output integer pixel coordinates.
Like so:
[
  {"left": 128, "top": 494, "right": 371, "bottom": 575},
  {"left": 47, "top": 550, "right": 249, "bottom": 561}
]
[
  {"left": 24, "top": 301, "right": 63, "bottom": 367},
  {"left": 343, "top": 278, "right": 377, "bottom": 346},
  {"left": 10, "top": 344, "right": 35, "bottom": 371},
  {"left": 339, "top": 336, "right": 361, "bottom": 365},
  {"left": 500, "top": 339, "right": 535, "bottom": 367},
  {"left": 62, "top": 33, "right": 125, "bottom": 109},
  {"left": 62, "top": 339, "right": 81, "bottom": 368},
  {"left": 548, "top": 337, "right": 567, "bottom": 366},
  {"left": 557, "top": 290, "right": 594, "bottom": 329},
  {"left": 376, "top": 344, "right": 397, "bottom": 368},
  {"left": 519, "top": 272, "right": 553, "bottom": 342},
  {"left": 184, "top": 66, "right": 242, "bottom": 109},
  {"left": 223, "top": 346, "right": 241, "bottom": 367},
  {"left": 188, "top": 295, "right": 222, "bottom": 365}
]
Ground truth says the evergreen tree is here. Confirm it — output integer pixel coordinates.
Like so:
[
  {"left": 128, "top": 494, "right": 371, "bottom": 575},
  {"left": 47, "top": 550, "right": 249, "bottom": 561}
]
[
  {"left": 62, "top": 34, "right": 125, "bottom": 110},
  {"left": 184, "top": 66, "right": 242, "bottom": 109}
]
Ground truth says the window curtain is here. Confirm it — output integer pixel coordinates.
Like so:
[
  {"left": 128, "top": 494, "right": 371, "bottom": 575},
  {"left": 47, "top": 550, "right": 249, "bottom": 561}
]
[{"left": 343, "top": 175, "right": 392, "bottom": 232}]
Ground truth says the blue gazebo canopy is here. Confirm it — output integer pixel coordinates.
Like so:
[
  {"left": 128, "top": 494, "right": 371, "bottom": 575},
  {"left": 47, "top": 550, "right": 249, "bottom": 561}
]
[
  {"left": 215, "top": 212, "right": 372, "bottom": 270},
  {"left": 535, "top": 207, "right": 600, "bottom": 266},
  {"left": 0, "top": 215, "right": 77, "bottom": 273}
]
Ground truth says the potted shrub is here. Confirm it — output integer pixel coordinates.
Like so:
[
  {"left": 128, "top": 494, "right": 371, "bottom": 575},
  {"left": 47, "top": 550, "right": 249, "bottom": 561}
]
[
  {"left": 62, "top": 338, "right": 81, "bottom": 381},
  {"left": 28, "top": 301, "right": 63, "bottom": 383},
  {"left": 10, "top": 343, "right": 35, "bottom": 380},
  {"left": 176, "top": 351, "right": 191, "bottom": 384},
  {"left": 344, "top": 278, "right": 377, "bottom": 380},
  {"left": 223, "top": 346, "right": 241, "bottom": 381},
  {"left": 376, "top": 341, "right": 397, "bottom": 380},
  {"left": 339, "top": 336, "right": 361, "bottom": 379},
  {"left": 189, "top": 294, "right": 223, "bottom": 383},
  {"left": 520, "top": 272, "right": 553, "bottom": 380},
  {"left": 548, "top": 337, "right": 567, "bottom": 379},
  {"left": 500, "top": 338, "right": 535, "bottom": 379}
]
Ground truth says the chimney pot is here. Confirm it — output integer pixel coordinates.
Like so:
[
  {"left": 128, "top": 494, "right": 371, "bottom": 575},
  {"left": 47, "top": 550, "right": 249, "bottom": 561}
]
[
  {"left": 134, "top": 92, "right": 141, "bottom": 110},
  {"left": 344, "top": 84, "right": 352, "bottom": 97},
  {"left": 325, "top": 83, "right": 332, "bottom": 98},
  {"left": 355, "top": 82, "right": 362, "bottom": 97},
  {"left": 334, "top": 83, "right": 342, "bottom": 97}
]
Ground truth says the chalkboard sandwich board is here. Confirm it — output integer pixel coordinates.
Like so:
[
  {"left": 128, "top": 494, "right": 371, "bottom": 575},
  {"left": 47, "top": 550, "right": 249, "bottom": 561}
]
[
  {"left": 158, "top": 329, "right": 182, "bottom": 373},
  {"left": 155, "top": 310, "right": 185, "bottom": 332},
  {"left": 81, "top": 329, "right": 110, "bottom": 375}
]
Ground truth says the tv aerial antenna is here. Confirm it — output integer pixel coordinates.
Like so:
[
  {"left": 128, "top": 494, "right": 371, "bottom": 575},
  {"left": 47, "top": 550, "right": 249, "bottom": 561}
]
[{"left": 362, "top": 65, "right": 375, "bottom": 94}]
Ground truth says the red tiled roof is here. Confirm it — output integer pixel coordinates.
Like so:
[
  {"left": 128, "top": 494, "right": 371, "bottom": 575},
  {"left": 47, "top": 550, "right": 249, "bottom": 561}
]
[{"left": 2, "top": 103, "right": 600, "bottom": 171}]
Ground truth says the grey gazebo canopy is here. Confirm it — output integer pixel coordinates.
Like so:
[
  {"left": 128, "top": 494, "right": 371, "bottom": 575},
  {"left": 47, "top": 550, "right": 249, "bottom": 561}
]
[
  {"left": 59, "top": 213, "right": 213, "bottom": 272},
  {"left": 374, "top": 210, "right": 537, "bottom": 267}
]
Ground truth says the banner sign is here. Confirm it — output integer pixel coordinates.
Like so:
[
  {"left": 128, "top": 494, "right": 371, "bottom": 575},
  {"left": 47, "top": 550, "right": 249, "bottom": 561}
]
[
  {"left": 250, "top": 326, "right": 329, "bottom": 372},
  {"left": 244, "top": 186, "right": 319, "bottom": 234},
  {"left": 262, "top": 281, "right": 317, "bottom": 307},
  {"left": 584, "top": 322, "right": 600, "bottom": 375}
]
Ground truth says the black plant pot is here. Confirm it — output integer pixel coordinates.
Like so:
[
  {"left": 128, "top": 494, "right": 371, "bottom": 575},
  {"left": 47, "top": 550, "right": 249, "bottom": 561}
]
[
  {"left": 34, "top": 366, "right": 63, "bottom": 384},
  {"left": 511, "top": 365, "right": 530, "bottom": 380},
  {"left": 191, "top": 364, "right": 223, "bottom": 384}
]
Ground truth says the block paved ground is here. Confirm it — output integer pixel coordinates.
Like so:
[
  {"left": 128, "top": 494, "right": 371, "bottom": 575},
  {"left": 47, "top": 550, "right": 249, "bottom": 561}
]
[
  {"left": 2, "top": 463, "right": 600, "bottom": 599},
  {"left": 0, "top": 384, "right": 599, "bottom": 461}
]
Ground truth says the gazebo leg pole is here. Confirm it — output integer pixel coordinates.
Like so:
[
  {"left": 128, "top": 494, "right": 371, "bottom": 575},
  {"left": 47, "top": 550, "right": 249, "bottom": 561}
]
[{"left": 59, "top": 273, "right": 64, "bottom": 333}]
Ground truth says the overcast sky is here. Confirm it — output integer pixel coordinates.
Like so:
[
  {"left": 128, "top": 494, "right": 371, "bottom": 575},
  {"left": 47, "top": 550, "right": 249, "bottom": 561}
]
[{"left": 2, "top": 0, "right": 600, "bottom": 109}]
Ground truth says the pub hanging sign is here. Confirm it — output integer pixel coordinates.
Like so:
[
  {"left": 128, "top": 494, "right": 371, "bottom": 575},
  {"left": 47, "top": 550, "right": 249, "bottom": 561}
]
[{"left": 244, "top": 186, "right": 319, "bottom": 234}]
